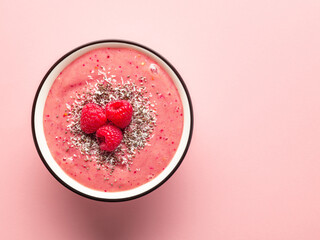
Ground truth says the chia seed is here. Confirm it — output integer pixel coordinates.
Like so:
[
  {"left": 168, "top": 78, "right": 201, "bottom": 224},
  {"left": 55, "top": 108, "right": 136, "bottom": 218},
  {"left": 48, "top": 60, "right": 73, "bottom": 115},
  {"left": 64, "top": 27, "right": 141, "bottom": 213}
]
[{"left": 65, "top": 74, "right": 157, "bottom": 173}]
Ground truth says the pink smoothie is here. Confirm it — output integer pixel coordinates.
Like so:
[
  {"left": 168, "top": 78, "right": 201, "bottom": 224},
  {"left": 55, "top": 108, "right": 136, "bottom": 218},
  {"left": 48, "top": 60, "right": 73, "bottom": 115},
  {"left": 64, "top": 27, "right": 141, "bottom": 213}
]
[{"left": 43, "top": 47, "right": 184, "bottom": 192}]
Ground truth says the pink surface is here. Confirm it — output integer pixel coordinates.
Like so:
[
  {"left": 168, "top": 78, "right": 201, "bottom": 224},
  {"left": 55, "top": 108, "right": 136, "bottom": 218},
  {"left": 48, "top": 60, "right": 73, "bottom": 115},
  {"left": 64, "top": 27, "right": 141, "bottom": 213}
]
[{"left": 1, "top": 0, "right": 320, "bottom": 239}]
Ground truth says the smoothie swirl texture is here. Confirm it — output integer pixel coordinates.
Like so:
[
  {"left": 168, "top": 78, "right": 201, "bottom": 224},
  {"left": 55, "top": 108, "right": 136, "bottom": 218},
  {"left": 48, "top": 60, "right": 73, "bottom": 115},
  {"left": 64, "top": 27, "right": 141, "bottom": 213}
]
[{"left": 43, "top": 47, "right": 184, "bottom": 192}]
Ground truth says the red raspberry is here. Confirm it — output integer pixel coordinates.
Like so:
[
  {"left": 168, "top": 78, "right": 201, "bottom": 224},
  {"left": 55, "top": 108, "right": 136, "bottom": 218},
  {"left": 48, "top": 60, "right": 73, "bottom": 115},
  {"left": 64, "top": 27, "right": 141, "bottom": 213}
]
[
  {"left": 105, "top": 100, "right": 133, "bottom": 129},
  {"left": 80, "top": 103, "right": 107, "bottom": 134},
  {"left": 96, "top": 124, "right": 123, "bottom": 152}
]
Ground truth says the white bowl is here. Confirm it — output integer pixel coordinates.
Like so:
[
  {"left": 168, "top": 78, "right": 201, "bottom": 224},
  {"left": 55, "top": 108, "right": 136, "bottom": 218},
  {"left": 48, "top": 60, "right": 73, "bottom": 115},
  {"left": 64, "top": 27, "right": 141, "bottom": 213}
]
[{"left": 32, "top": 40, "right": 193, "bottom": 201}]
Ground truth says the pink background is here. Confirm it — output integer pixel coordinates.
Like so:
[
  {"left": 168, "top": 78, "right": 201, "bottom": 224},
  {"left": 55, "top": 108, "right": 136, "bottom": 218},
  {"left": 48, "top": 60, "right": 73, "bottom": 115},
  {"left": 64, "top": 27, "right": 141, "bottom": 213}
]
[{"left": 1, "top": 0, "right": 320, "bottom": 239}]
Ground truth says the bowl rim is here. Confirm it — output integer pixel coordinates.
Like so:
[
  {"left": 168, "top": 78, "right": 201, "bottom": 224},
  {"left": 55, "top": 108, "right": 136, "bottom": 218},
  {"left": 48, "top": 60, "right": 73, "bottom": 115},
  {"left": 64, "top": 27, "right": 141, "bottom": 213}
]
[{"left": 31, "top": 39, "right": 194, "bottom": 202}]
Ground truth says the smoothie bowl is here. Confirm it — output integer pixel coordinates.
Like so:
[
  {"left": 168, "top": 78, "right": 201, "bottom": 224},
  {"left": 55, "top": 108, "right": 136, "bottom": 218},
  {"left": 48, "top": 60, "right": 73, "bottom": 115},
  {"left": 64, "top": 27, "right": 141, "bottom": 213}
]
[{"left": 32, "top": 40, "right": 193, "bottom": 201}]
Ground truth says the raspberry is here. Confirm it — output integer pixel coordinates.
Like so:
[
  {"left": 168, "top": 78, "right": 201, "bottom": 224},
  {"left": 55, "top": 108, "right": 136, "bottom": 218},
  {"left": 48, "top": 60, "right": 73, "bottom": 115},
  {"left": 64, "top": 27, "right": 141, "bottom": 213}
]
[
  {"left": 96, "top": 124, "right": 123, "bottom": 152},
  {"left": 80, "top": 103, "right": 107, "bottom": 134},
  {"left": 105, "top": 100, "right": 133, "bottom": 129}
]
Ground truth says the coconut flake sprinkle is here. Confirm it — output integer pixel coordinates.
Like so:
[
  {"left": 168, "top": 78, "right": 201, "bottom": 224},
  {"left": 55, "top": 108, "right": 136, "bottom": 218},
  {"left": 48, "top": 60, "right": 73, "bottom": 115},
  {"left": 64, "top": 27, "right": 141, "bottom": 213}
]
[{"left": 65, "top": 74, "right": 157, "bottom": 172}]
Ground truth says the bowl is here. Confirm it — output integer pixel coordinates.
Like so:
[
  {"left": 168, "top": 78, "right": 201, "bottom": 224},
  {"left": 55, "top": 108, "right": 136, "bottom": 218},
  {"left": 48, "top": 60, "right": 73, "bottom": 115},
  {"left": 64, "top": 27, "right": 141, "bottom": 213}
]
[{"left": 32, "top": 40, "right": 193, "bottom": 201}]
